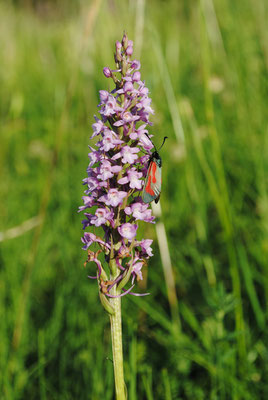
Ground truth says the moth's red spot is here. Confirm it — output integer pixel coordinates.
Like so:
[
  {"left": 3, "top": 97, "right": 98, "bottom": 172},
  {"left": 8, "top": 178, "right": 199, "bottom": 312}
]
[
  {"left": 151, "top": 162, "right": 157, "bottom": 183},
  {"left": 145, "top": 175, "right": 154, "bottom": 195}
]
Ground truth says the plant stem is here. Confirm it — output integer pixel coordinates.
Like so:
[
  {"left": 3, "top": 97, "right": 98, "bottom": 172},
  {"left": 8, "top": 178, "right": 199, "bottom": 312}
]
[{"left": 109, "top": 263, "right": 126, "bottom": 400}]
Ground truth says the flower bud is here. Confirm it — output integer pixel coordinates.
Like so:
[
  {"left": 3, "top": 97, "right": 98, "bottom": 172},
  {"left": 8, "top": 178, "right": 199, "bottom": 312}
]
[
  {"left": 115, "top": 41, "right": 122, "bottom": 62},
  {"left": 103, "top": 67, "right": 112, "bottom": 78},
  {"left": 122, "top": 33, "right": 128, "bottom": 50},
  {"left": 116, "top": 40, "right": 122, "bottom": 50},
  {"left": 126, "top": 46, "right": 133, "bottom": 56}
]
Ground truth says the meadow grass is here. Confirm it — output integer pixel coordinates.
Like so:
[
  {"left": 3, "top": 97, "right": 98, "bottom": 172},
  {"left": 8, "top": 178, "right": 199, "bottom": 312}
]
[{"left": 0, "top": 0, "right": 267, "bottom": 399}]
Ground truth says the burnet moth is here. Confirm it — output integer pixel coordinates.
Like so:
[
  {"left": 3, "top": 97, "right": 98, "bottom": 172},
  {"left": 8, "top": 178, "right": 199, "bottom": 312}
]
[{"left": 142, "top": 135, "right": 168, "bottom": 204}]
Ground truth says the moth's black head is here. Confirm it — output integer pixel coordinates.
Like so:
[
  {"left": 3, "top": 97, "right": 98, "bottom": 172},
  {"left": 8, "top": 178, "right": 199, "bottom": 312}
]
[
  {"left": 152, "top": 151, "right": 160, "bottom": 159},
  {"left": 152, "top": 151, "right": 162, "bottom": 167}
]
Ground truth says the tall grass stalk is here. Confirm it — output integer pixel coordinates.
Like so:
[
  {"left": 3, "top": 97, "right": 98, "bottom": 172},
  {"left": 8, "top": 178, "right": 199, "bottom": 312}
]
[{"left": 199, "top": 5, "right": 247, "bottom": 365}]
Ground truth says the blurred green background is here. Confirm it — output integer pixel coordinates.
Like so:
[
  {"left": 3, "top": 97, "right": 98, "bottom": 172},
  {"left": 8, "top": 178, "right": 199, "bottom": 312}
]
[{"left": 0, "top": 0, "right": 267, "bottom": 399}]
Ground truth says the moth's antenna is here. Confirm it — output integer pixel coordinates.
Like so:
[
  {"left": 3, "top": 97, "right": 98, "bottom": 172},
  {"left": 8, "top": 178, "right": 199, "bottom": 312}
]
[
  {"left": 158, "top": 136, "right": 168, "bottom": 151},
  {"left": 143, "top": 132, "right": 168, "bottom": 152},
  {"left": 144, "top": 132, "right": 157, "bottom": 151}
]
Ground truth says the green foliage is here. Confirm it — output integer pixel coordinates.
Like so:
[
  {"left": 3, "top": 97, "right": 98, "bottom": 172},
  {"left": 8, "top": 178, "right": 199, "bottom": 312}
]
[{"left": 0, "top": 0, "right": 267, "bottom": 398}]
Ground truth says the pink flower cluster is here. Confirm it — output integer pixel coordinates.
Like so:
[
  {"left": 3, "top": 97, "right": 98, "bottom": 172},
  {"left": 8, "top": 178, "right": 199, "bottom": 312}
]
[{"left": 80, "top": 34, "right": 155, "bottom": 298}]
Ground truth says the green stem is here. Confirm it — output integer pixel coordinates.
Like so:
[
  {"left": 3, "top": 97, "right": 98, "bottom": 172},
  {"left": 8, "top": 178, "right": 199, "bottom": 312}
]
[{"left": 109, "top": 263, "right": 126, "bottom": 399}]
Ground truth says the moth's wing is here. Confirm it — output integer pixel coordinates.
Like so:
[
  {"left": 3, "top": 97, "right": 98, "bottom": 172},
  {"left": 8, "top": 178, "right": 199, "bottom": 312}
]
[
  {"left": 150, "top": 163, "right": 161, "bottom": 202},
  {"left": 142, "top": 161, "right": 162, "bottom": 203}
]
